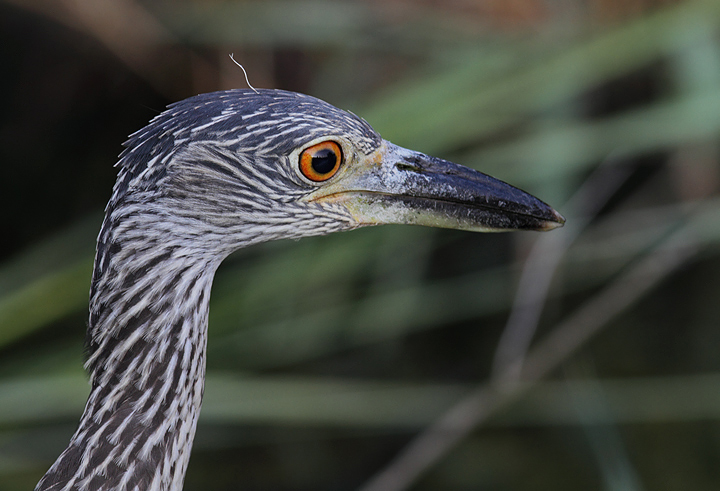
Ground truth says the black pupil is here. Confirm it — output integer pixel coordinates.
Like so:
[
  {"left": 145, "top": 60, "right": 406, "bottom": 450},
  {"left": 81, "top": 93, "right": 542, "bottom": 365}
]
[{"left": 311, "top": 148, "right": 337, "bottom": 174}]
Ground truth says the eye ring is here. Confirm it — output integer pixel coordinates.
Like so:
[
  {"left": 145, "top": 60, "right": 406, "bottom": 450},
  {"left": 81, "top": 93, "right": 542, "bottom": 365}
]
[{"left": 299, "top": 141, "right": 343, "bottom": 182}]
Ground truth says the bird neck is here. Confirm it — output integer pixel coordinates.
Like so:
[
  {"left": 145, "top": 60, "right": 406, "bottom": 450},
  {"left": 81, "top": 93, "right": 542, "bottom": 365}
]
[{"left": 36, "top": 235, "right": 220, "bottom": 491}]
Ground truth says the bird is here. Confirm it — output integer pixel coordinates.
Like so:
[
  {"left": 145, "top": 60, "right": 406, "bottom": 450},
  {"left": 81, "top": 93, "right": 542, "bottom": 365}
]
[{"left": 35, "top": 88, "right": 564, "bottom": 491}]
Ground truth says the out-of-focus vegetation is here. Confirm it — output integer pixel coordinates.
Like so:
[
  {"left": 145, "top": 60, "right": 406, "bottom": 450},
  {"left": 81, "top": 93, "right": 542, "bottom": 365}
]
[{"left": 1, "top": 0, "right": 720, "bottom": 489}]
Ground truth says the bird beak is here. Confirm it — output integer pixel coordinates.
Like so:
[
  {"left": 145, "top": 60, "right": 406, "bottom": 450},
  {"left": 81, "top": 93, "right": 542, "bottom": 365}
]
[{"left": 307, "top": 141, "right": 565, "bottom": 232}]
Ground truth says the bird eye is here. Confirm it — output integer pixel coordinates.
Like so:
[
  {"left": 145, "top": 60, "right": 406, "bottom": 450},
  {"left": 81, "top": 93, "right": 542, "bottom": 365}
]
[{"left": 299, "top": 141, "right": 343, "bottom": 182}]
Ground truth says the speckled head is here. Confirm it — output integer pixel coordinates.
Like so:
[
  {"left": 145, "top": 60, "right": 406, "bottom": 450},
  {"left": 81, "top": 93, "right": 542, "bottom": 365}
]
[{"left": 107, "top": 88, "right": 562, "bottom": 259}]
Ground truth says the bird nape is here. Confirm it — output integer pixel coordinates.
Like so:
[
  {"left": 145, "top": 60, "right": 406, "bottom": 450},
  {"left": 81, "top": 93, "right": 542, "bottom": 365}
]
[{"left": 35, "top": 89, "right": 564, "bottom": 491}]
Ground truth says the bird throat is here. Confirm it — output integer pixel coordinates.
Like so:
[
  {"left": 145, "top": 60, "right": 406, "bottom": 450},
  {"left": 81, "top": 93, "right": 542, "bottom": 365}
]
[{"left": 36, "top": 237, "right": 219, "bottom": 491}]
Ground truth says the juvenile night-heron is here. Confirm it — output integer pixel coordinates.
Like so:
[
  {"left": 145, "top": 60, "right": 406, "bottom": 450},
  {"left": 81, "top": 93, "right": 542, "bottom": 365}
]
[{"left": 36, "top": 89, "right": 564, "bottom": 491}]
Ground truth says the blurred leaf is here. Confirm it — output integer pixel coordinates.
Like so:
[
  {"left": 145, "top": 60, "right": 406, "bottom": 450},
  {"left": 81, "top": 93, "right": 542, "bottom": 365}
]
[
  {"left": 0, "top": 259, "right": 91, "bottom": 348},
  {"left": 363, "top": 0, "right": 720, "bottom": 154},
  {"left": 3, "top": 372, "right": 720, "bottom": 431},
  {"left": 469, "top": 87, "right": 720, "bottom": 184}
]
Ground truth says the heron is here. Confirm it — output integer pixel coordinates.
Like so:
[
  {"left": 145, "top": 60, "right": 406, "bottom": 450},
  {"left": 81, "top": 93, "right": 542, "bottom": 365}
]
[{"left": 35, "top": 88, "right": 564, "bottom": 491}]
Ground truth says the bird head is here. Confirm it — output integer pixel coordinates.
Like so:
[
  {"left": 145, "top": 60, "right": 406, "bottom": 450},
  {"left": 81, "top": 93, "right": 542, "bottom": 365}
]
[{"left": 110, "top": 89, "right": 563, "bottom": 259}]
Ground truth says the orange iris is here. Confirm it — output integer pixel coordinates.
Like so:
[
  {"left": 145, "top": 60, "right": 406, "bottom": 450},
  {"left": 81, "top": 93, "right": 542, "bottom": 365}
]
[{"left": 299, "top": 141, "right": 343, "bottom": 182}]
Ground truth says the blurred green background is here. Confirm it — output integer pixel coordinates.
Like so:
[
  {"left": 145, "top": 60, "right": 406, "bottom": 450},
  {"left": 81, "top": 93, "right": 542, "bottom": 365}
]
[{"left": 2, "top": 0, "right": 720, "bottom": 489}]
